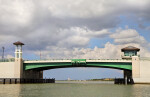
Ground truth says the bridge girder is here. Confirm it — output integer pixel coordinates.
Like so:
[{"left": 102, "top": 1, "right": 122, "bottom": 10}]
[{"left": 24, "top": 60, "right": 132, "bottom": 71}]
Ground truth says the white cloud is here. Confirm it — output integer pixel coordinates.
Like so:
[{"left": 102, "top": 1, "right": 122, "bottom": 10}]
[
  {"left": 0, "top": 0, "right": 150, "bottom": 60},
  {"left": 56, "top": 27, "right": 110, "bottom": 48},
  {"left": 0, "top": 0, "right": 34, "bottom": 26},
  {"left": 46, "top": 0, "right": 150, "bottom": 18},
  {"left": 36, "top": 41, "right": 150, "bottom": 60},
  {"left": 110, "top": 28, "right": 149, "bottom": 47},
  {"left": 33, "top": 28, "right": 150, "bottom": 60},
  {"left": 5, "top": 54, "right": 14, "bottom": 59},
  {"left": 110, "top": 29, "right": 138, "bottom": 39}
]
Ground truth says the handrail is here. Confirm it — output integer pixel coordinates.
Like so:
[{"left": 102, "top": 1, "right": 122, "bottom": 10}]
[
  {"left": 24, "top": 59, "right": 131, "bottom": 61},
  {"left": 0, "top": 58, "right": 15, "bottom": 62}
]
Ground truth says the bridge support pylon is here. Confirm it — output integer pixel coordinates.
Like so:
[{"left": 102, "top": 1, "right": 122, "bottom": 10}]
[
  {"left": 13, "top": 41, "right": 24, "bottom": 78},
  {"left": 13, "top": 41, "right": 43, "bottom": 80},
  {"left": 14, "top": 58, "right": 24, "bottom": 78},
  {"left": 124, "top": 70, "right": 133, "bottom": 84}
]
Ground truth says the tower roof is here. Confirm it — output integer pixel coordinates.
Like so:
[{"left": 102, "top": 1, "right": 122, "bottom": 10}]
[
  {"left": 121, "top": 46, "right": 140, "bottom": 51},
  {"left": 13, "top": 41, "right": 24, "bottom": 45}
]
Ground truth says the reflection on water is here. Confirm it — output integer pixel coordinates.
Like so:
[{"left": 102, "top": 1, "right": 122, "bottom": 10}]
[
  {"left": 0, "top": 81, "right": 150, "bottom": 97},
  {"left": 131, "top": 84, "right": 150, "bottom": 97}
]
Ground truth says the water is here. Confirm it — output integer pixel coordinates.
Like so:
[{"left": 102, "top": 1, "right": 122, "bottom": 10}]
[{"left": 0, "top": 81, "right": 150, "bottom": 97}]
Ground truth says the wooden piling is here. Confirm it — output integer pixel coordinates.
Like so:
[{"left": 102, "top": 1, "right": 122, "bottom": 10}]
[
  {"left": 9, "top": 79, "right": 11, "bottom": 84},
  {"left": 3, "top": 79, "right": 5, "bottom": 84},
  {"left": 15, "top": 79, "right": 17, "bottom": 84}
]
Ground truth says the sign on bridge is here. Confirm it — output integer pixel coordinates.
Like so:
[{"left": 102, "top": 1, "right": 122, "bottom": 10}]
[{"left": 71, "top": 59, "right": 86, "bottom": 66}]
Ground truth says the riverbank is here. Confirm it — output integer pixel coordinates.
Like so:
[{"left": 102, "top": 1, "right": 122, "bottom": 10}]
[{"left": 55, "top": 80, "right": 114, "bottom": 84}]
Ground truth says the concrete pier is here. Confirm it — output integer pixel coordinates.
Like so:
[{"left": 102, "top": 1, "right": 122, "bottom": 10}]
[{"left": 132, "top": 57, "right": 150, "bottom": 83}]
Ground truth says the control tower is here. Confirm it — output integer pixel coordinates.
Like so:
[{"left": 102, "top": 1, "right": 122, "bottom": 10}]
[
  {"left": 13, "top": 41, "right": 24, "bottom": 78},
  {"left": 13, "top": 41, "right": 24, "bottom": 59},
  {"left": 121, "top": 46, "right": 140, "bottom": 59}
]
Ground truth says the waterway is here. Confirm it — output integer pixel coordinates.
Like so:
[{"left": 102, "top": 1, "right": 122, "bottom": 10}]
[{"left": 0, "top": 81, "right": 150, "bottom": 97}]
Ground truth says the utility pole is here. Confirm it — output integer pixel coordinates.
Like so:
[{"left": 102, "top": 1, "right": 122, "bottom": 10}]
[
  {"left": 40, "top": 51, "right": 41, "bottom": 60},
  {"left": 2, "top": 47, "right": 5, "bottom": 61}
]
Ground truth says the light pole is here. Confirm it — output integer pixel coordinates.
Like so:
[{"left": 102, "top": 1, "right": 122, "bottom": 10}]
[
  {"left": 2, "top": 47, "right": 5, "bottom": 61},
  {"left": 40, "top": 50, "right": 41, "bottom": 60}
]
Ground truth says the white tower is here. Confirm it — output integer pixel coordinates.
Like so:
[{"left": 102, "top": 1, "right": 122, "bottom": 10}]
[
  {"left": 13, "top": 41, "right": 24, "bottom": 59},
  {"left": 13, "top": 41, "right": 24, "bottom": 78}
]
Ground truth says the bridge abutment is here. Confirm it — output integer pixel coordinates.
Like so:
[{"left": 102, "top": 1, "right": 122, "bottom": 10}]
[
  {"left": 14, "top": 58, "right": 43, "bottom": 79},
  {"left": 132, "top": 57, "right": 150, "bottom": 83},
  {"left": 132, "top": 56, "right": 140, "bottom": 79},
  {"left": 14, "top": 58, "right": 24, "bottom": 78},
  {"left": 13, "top": 41, "right": 44, "bottom": 80}
]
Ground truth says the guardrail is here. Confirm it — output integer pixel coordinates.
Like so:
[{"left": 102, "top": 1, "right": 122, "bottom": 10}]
[
  {"left": 0, "top": 58, "right": 15, "bottom": 62},
  {"left": 24, "top": 59, "right": 130, "bottom": 61}
]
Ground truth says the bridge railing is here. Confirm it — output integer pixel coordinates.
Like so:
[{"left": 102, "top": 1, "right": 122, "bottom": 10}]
[
  {"left": 87, "top": 59, "right": 130, "bottom": 60},
  {"left": 24, "top": 58, "right": 131, "bottom": 62},
  {"left": 0, "top": 58, "right": 15, "bottom": 62}
]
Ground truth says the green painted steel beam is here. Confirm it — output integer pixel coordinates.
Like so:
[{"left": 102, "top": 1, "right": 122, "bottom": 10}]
[
  {"left": 24, "top": 62, "right": 72, "bottom": 70},
  {"left": 86, "top": 62, "right": 132, "bottom": 70},
  {"left": 24, "top": 61, "right": 132, "bottom": 70}
]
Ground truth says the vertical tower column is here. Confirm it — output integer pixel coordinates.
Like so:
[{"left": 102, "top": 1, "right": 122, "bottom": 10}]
[
  {"left": 15, "top": 44, "right": 23, "bottom": 59},
  {"left": 132, "top": 56, "right": 140, "bottom": 78},
  {"left": 124, "top": 70, "right": 133, "bottom": 84},
  {"left": 13, "top": 41, "right": 24, "bottom": 78},
  {"left": 18, "top": 45, "right": 23, "bottom": 58}
]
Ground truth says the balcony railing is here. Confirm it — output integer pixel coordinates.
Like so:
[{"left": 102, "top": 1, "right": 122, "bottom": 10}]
[{"left": 121, "top": 55, "right": 140, "bottom": 59}]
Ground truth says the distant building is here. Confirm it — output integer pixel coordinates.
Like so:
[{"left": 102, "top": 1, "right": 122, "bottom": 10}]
[{"left": 67, "top": 78, "right": 71, "bottom": 81}]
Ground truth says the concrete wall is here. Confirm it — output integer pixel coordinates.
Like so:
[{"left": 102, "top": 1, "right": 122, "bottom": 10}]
[
  {"left": 132, "top": 56, "right": 140, "bottom": 78},
  {"left": 0, "top": 60, "right": 43, "bottom": 79},
  {"left": 133, "top": 59, "right": 150, "bottom": 83},
  {"left": 0, "top": 62, "right": 15, "bottom": 78},
  {"left": 14, "top": 59, "right": 23, "bottom": 78}
]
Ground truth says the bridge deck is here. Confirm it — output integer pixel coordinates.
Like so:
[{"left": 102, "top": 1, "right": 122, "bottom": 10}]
[
  {"left": 24, "top": 59, "right": 132, "bottom": 63},
  {"left": 23, "top": 59, "right": 132, "bottom": 71}
]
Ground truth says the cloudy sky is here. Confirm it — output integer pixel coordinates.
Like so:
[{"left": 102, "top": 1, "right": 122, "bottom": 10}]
[{"left": 1, "top": 0, "right": 150, "bottom": 80}]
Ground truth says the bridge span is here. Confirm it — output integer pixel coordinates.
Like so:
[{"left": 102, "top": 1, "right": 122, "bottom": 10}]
[{"left": 24, "top": 59, "right": 132, "bottom": 70}]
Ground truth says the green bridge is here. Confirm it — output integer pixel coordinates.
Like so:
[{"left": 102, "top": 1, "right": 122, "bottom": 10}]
[
  {"left": 1, "top": 41, "right": 147, "bottom": 84},
  {"left": 24, "top": 59, "right": 132, "bottom": 71}
]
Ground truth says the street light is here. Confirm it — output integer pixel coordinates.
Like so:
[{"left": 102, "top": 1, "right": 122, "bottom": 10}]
[{"left": 2, "top": 47, "right": 5, "bottom": 61}]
